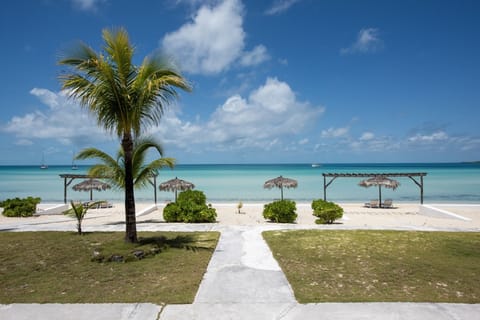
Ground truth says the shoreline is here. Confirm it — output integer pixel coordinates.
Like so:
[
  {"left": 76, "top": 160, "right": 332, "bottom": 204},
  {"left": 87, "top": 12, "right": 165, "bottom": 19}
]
[{"left": 1, "top": 202, "right": 479, "bottom": 231}]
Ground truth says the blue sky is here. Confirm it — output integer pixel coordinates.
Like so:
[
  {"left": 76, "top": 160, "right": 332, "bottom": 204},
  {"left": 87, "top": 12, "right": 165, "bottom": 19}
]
[{"left": 0, "top": 0, "right": 479, "bottom": 165}]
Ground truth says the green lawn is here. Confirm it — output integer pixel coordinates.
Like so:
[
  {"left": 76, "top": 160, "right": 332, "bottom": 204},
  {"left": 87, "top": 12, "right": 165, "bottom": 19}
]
[
  {"left": 0, "top": 231, "right": 219, "bottom": 304},
  {"left": 263, "top": 230, "right": 480, "bottom": 303}
]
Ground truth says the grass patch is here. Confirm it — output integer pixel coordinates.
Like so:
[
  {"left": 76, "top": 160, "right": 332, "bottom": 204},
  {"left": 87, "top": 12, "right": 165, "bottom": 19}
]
[
  {"left": 0, "top": 231, "right": 219, "bottom": 304},
  {"left": 263, "top": 230, "right": 480, "bottom": 303}
]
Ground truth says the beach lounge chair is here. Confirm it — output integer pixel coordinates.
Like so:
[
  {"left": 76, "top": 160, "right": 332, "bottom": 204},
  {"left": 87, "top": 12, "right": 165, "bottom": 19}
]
[
  {"left": 98, "top": 201, "right": 113, "bottom": 209},
  {"left": 382, "top": 199, "right": 393, "bottom": 208},
  {"left": 364, "top": 200, "right": 379, "bottom": 208}
]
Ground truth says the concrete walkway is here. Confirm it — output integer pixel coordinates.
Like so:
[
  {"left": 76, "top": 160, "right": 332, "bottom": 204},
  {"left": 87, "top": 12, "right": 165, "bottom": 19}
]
[
  {"left": 161, "top": 226, "right": 297, "bottom": 319},
  {"left": 159, "top": 225, "right": 480, "bottom": 320},
  {"left": 1, "top": 223, "right": 480, "bottom": 319}
]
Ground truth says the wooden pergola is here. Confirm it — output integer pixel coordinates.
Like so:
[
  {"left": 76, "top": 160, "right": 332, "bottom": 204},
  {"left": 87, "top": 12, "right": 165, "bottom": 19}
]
[
  {"left": 59, "top": 174, "right": 158, "bottom": 204},
  {"left": 322, "top": 172, "right": 427, "bottom": 204}
]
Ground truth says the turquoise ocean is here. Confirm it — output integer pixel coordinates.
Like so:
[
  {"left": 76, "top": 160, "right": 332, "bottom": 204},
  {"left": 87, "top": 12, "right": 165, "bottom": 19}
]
[{"left": 0, "top": 163, "right": 479, "bottom": 204}]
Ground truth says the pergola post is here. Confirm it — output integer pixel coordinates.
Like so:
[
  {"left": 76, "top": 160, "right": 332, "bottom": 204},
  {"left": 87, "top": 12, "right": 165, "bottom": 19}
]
[
  {"left": 323, "top": 175, "right": 326, "bottom": 201},
  {"left": 153, "top": 175, "right": 157, "bottom": 204},
  {"left": 146, "top": 173, "right": 158, "bottom": 204},
  {"left": 322, "top": 175, "right": 337, "bottom": 202},
  {"left": 420, "top": 176, "right": 424, "bottom": 204},
  {"left": 63, "top": 177, "right": 75, "bottom": 204},
  {"left": 64, "top": 177, "right": 67, "bottom": 204}
]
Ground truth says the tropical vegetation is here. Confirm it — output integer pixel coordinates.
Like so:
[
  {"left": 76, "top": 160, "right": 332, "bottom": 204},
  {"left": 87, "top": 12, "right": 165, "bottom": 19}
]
[
  {"left": 163, "top": 190, "right": 217, "bottom": 223},
  {"left": 59, "top": 27, "right": 191, "bottom": 242},
  {"left": 263, "top": 199, "right": 297, "bottom": 223},
  {"left": 75, "top": 136, "right": 175, "bottom": 190},
  {"left": 311, "top": 199, "right": 343, "bottom": 224},
  {"left": 0, "top": 197, "right": 41, "bottom": 217},
  {"left": 63, "top": 200, "right": 103, "bottom": 235}
]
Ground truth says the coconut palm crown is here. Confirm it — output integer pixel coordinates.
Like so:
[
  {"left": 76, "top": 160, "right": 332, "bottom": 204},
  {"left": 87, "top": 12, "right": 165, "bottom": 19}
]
[{"left": 59, "top": 28, "right": 191, "bottom": 242}]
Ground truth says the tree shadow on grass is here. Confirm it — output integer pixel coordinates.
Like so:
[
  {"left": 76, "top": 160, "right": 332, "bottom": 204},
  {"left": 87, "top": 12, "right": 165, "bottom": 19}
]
[{"left": 138, "top": 234, "right": 215, "bottom": 252}]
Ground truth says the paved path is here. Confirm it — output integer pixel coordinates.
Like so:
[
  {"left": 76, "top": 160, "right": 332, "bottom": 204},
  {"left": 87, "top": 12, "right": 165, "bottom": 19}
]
[
  {"left": 1, "top": 222, "right": 479, "bottom": 319},
  {"left": 158, "top": 225, "right": 480, "bottom": 320},
  {"left": 160, "top": 226, "right": 297, "bottom": 319}
]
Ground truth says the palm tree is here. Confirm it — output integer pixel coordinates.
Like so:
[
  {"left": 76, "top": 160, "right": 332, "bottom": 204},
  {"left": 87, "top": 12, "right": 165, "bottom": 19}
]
[
  {"left": 75, "top": 137, "right": 175, "bottom": 191},
  {"left": 59, "top": 28, "right": 190, "bottom": 242}
]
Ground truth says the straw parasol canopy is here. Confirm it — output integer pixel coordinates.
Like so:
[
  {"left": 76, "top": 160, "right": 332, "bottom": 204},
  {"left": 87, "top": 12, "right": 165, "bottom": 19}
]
[
  {"left": 72, "top": 178, "right": 111, "bottom": 201},
  {"left": 358, "top": 176, "right": 400, "bottom": 207},
  {"left": 159, "top": 177, "right": 195, "bottom": 202},
  {"left": 263, "top": 175, "right": 298, "bottom": 200}
]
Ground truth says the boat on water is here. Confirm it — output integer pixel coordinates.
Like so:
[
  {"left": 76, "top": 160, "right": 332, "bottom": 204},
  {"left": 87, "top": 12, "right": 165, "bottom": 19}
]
[
  {"left": 71, "top": 151, "right": 78, "bottom": 170},
  {"left": 40, "top": 153, "right": 48, "bottom": 169},
  {"left": 71, "top": 158, "right": 78, "bottom": 170},
  {"left": 311, "top": 163, "right": 321, "bottom": 168}
]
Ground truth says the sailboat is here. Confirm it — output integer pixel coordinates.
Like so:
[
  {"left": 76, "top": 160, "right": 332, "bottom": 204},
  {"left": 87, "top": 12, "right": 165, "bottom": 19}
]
[
  {"left": 40, "top": 153, "right": 48, "bottom": 169},
  {"left": 71, "top": 161, "right": 78, "bottom": 170},
  {"left": 71, "top": 151, "right": 78, "bottom": 170}
]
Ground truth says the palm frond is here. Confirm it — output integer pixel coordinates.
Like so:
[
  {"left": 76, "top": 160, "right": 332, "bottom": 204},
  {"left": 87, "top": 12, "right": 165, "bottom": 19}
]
[
  {"left": 135, "top": 157, "right": 175, "bottom": 189},
  {"left": 75, "top": 148, "right": 117, "bottom": 166}
]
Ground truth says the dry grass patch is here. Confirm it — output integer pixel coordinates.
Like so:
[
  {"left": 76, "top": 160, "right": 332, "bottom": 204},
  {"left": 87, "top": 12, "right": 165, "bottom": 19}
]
[
  {"left": 263, "top": 230, "right": 480, "bottom": 303},
  {"left": 0, "top": 231, "right": 219, "bottom": 304}
]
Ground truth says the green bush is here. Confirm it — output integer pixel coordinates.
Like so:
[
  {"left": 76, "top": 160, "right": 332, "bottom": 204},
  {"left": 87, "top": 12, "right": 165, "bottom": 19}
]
[
  {"left": 263, "top": 200, "right": 297, "bottom": 223},
  {"left": 178, "top": 189, "right": 206, "bottom": 205},
  {"left": 163, "top": 202, "right": 182, "bottom": 222},
  {"left": 311, "top": 199, "right": 343, "bottom": 224},
  {"left": 163, "top": 190, "right": 217, "bottom": 223},
  {"left": 1, "top": 197, "right": 41, "bottom": 217}
]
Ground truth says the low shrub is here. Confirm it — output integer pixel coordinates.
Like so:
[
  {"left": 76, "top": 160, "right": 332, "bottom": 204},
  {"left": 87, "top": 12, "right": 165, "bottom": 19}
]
[
  {"left": 0, "top": 197, "right": 41, "bottom": 217},
  {"left": 263, "top": 199, "right": 297, "bottom": 223},
  {"left": 163, "top": 190, "right": 217, "bottom": 223},
  {"left": 311, "top": 199, "right": 343, "bottom": 224},
  {"left": 163, "top": 202, "right": 182, "bottom": 222}
]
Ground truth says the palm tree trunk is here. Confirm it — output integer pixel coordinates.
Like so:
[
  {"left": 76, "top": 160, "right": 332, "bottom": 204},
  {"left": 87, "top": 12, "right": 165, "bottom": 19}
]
[{"left": 122, "top": 134, "right": 137, "bottom": 243}]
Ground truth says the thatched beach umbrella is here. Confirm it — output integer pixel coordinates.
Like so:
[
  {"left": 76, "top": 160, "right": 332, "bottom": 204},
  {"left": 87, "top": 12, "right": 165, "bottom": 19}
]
[
  {"left": 264, "top": 175, "right": 298, "bottom": 200},
  {"left": 72, "top": 178, "right": 111, "bottom": 201},
  {"left": 159, "top": 177, "right": 195, "bottom": 202},
  {"left": 358, "top": 176, "right": 400, "bottom": 207}
]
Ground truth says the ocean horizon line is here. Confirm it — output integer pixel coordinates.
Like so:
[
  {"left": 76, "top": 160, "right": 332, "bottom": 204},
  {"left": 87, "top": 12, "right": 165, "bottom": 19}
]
[{"left": 1, "top": 161, "right": 479, "bottom": 167}]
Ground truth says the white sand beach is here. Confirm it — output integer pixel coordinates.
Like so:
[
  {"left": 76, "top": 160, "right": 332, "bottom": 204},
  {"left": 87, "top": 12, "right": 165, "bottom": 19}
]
[{"left": 1, "top": 202, "right": 479, "bottom": 231}]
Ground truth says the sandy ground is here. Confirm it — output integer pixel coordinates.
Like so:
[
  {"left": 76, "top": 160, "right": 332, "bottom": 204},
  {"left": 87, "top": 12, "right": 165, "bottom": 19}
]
[{"left": 1, "top": 202, "right": 479, "bottom": 231}]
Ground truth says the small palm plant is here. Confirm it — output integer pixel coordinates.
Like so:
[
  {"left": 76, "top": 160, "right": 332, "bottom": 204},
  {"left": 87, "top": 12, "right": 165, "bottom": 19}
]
[
  {"left": 64, "top": 201, "right": 102, "bottom": 235},
  {"left": 237, "top": 201, "right": 243, "bottom": 214}
]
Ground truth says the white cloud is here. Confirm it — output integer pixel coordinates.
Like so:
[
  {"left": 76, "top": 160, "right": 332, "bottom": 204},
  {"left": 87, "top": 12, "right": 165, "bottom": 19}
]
[
  {"left": 321, "top": 127, "right": 349, "bottom": 138},
  {"left": 162, "top": 0, "right": 245, "bottom": 74},
  {"left": 240, "top": 45, "right": 270, "bottom": 66},
  {"left": 265, "top": 0, "right": 301, "bottom": 15},
  {"left": 299, "top": 138, "right": 309, "bottom": 145},
  {"left": 408, "top": 131, "right": 449, "bottom": 143},
  {"left": 151, "top": 77, "right": 325, "bottom": 151},
  {"left": 71, "top": 0, "right": 104, "bottom": 11},
  {"left": 359, "top": 132, "right": 375, "bottom": 141},
  {"left": 341, "top": 28, "right": 383, "bottom": 55},
  {"left": 2, "top": 88, "right": 106, "bottom": 146},
  {"left": 15, "top": 139, "right": 33, "bottom": 146},
  {"left": 162, "top": 0, "right": 269, "bottom": 74}
]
